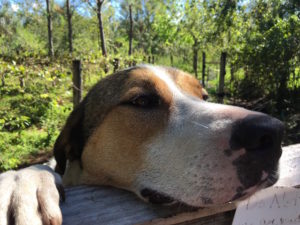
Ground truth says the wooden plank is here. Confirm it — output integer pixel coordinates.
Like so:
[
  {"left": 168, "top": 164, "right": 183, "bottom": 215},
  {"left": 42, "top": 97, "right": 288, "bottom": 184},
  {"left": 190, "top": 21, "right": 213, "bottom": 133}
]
[
  {"left": 139, "top": 204, "right": 236, "bottom": 225},
  {"left": 61, "top": 144, "right": 300, "bottom": 225},
  {"left": 61, "top": 186, "right": 185, "bottom": 225}
]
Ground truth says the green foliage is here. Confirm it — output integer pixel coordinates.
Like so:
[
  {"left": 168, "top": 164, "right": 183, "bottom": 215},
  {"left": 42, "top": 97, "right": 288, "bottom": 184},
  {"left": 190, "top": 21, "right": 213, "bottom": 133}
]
[
  {"left": 0, "top": 58, "right": 73, "bottom": 170},
  {"left": 0, "top": 53, "right": 148, "bottom": 170},
  {"left": 0, "top": 129, "right": 49, "bottom": 170},
  {"left": 235, "top": 0, "right": 300, "bottom": 113}
]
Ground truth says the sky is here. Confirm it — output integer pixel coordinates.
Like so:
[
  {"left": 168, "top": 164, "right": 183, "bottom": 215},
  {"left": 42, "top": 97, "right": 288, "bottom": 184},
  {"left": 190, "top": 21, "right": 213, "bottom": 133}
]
[{"left": 6, "top": 0, "right": 250, "bottom": 18}]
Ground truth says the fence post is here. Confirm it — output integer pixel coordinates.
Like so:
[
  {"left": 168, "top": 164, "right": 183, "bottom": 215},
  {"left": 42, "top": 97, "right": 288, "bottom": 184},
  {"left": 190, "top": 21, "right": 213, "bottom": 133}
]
[
  {"left": 218, "top": 52, "right": 227, "bottom": 103},
  {"left": 202, "top": 51, "right": 206, "bottom": 87},
  {"left": 1, "top": 74, "right": 5, "bottom": 86},
  {"left": 113, "top": 58, "right": 120, "bottom": 72},
  {"left": 72, "top": 59, "right": 82, "bottom": 107}
]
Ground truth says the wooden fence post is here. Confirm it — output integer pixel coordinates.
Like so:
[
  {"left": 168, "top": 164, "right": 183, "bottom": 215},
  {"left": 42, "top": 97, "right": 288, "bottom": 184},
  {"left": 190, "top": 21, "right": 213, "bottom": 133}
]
[
  {"left": 113, "top": 58, "right": 120, "bottom": 72},
  {"left": 1, "top": 74, "right": 5, "bottom": 86},
  {"left": 193, "top": 42, "right": 198, "bottom": 78},
  {"left": 72, "top": 60, "right": 82, "bottom": 107},
  {"left": 218, "top": 52, "right": 227, "bottom": 103},
  {"left": 207, "top": 67, "right": 209, "bottom": 84},
  {"left": 202, "top": 51, "right": 206, "bottom": 87}
]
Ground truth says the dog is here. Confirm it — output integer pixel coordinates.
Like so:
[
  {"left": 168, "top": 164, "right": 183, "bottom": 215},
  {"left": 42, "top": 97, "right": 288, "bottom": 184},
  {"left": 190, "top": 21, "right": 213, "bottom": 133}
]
[{"left": 0, "top": 65, "right": 283, "bottom": 225}]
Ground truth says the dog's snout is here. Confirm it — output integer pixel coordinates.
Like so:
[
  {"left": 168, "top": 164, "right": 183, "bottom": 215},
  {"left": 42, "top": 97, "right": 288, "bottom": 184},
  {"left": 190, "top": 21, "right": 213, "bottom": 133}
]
[{"left": 230, "top": 114, "right": 284, "bottom": 154}]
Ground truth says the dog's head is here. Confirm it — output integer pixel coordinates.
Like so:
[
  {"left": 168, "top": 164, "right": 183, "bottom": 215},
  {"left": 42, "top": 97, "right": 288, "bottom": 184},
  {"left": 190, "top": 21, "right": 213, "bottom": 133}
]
[{"left": 54, "top": 65, "right": 283, "bottom": 207}]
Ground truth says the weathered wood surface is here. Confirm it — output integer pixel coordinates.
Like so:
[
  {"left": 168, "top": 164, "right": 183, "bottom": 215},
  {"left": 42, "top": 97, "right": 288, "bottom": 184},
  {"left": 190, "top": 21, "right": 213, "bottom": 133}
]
[{"left": 61, "top": 144, "right": 300, "bottom": 225}]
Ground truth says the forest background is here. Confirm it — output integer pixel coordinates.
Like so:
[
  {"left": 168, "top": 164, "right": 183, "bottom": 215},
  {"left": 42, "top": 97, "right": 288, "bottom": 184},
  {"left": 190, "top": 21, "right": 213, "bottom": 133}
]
[{"left": 0, "top": 0, "right": 299, "bottom": 171}]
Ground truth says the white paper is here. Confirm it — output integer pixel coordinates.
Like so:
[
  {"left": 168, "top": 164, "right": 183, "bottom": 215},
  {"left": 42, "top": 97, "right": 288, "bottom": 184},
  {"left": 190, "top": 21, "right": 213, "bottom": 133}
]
[{"left": 232, "top": 186, "right": 300, "bottom": 225}]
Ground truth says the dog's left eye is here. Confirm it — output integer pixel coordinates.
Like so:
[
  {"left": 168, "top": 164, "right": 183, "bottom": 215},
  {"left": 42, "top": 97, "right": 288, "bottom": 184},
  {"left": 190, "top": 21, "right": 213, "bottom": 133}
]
[{"left": 129, "top": 94, "right": 160, "bottom": 108}]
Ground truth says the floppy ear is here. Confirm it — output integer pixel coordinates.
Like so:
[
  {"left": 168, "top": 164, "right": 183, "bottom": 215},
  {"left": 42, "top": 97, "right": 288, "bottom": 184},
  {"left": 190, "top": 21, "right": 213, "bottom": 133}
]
[{"left": 54, "top": 100, "right": 86, "bottom": 175}]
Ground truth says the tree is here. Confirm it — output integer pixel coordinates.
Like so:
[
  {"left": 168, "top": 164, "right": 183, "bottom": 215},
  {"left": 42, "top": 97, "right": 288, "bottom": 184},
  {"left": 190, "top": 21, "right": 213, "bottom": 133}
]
[
  {"left": 179, "top": 0, "right": 213, "bottom": 78},
  {"left": 218, "top": 52, "right": 227, "bottom": 102},
  {"left": 238, "top": 0, "right": 300, "bottom": 113},
  {"left": 96, "top": 0, "right": 107, "bottom": 56},
  {"left": 128, "top": 4, "right": 133, "bottom": 56},
  {"left": 66, "top": 0, "right": 73, "bottom": 53},
  {"left": 119, "top": 0, "right": 173, "bottom": 58},
  {"left": 83, "top": 0, "right": 108, "bottom": 56},
  {"left": 46, "top": 0, "right": 54, "bottom": 57}
]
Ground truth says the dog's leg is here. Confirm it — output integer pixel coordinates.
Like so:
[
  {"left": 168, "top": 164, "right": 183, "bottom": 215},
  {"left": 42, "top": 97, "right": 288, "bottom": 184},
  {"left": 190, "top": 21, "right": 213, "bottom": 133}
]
[{"left": 0, "top": 165, "right": 63, "bottom": 225}]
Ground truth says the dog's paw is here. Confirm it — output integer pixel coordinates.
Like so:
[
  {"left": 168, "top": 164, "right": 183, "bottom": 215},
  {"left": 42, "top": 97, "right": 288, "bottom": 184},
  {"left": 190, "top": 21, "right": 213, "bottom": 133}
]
[{"left": 0, "top": 165, "right": 63, "bottom": 225}]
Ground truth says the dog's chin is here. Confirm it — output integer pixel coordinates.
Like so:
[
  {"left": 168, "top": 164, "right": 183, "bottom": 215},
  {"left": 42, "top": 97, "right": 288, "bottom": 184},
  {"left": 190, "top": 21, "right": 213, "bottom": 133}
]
[{"left": 138, "top": 172, "right": 279, "bottom": 208}]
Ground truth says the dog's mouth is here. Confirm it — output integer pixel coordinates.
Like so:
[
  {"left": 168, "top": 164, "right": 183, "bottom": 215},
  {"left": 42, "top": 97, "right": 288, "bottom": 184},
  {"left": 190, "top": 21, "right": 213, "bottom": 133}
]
[
  {"left": 140, "top": 188, "right": 197, "bottom": 209},
  {"left": 140, "top": 171, "right": 279, "bottom": 207},
  {"left": 229, "top": 170, "right": 279, "bottom": 202},
  {"left": 140, "top": 188, "right": 175, "bottom": 205}
]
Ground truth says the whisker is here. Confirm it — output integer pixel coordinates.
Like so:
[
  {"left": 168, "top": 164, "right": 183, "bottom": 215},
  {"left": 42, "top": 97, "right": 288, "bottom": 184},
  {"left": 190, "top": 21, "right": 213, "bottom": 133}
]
[
  {"left": 175, "top": 114, "right": 210, "bottom": 129},
  {"left": 190, "top": 121, "right": 209, "bottom": 129}
]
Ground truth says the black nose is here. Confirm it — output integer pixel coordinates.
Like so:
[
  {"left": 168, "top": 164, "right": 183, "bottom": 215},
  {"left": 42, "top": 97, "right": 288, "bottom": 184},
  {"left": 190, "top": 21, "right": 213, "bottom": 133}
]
[{"left": 230, "top": 114, "right": 284, "bottom": 154}]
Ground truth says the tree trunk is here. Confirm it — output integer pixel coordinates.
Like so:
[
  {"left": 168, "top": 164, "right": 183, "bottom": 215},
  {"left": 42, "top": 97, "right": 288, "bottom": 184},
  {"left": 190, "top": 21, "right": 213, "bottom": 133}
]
[
  {"left": 1, "top": 74, "right": 5, "bottom": 86},
  {"left": 207, "top": 67, "right": 209, "bottom": 84},
  {"left": 128, "top": 4, "right": 133, "bottom": 56},
  {"left": 46, "top": 0, "right": 54, "bottom": 58},
  {"left": 96, "top": 0, "right": 107, "bottom": 57},
  {"left": 218, "top": 52, "right": 227, "bottom": 103},
  {"left": 170, "top": 54, "right": 173, "bottom": 66},
  {"left": 193, "top": 39, "right": 198, "bottom": 78},
  {"left": 276, "top": 67, "right": 289, "bottom": 115},
  {"left": 292, "top": 70, "right": 296, "bottom": 89},
  {"left": 244, "top": 67, "right": 249, "bottom": 78},
  {"left": 202, "top": 51, "right": 206, "bottom": 87},
  {"left": 230, "top": 63, "right": 234, "bottom": 83},
  {"left": 19, "top": 77, "right": 25, "bottom": 88},
  {"left": 66, "top": 0, "right": 73, "bottom": 53},
  {"left": 152, "top": 55, "right": 154, "bottom": 64}
]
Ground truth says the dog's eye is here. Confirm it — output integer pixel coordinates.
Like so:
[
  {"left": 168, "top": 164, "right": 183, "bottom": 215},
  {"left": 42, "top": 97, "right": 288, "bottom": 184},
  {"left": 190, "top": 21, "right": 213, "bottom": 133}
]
[{"left": 130, "top": 94, "right": 160, "bottom": 108}]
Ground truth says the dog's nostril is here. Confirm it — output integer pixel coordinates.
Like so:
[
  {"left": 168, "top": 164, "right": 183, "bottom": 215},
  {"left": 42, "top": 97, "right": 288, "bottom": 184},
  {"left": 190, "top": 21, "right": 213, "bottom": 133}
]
[{"left": 230, "top": 114, "right": 284, "bottom": 153}]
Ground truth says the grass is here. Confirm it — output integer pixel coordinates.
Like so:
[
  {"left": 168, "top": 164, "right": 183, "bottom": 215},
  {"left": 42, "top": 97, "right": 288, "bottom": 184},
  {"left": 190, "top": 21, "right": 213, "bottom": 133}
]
[
  {"left": 0, "top": 129, "right": 52, "bottom": 170},
  {"left": 0, "top": 59, "right": 75, "bottom": 171}
]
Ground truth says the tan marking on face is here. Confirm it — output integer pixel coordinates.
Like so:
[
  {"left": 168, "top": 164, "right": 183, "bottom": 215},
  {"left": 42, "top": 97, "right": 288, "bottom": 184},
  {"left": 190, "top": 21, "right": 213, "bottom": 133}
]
[
  {"left": 80, "top": 67, "right": 172, "bottom": 189},
  {"left": 122, "top": 68, "right": 173, "bottom": 105},
  {"left": 165, "top": 68, "right": 206, "bottom": 99}
]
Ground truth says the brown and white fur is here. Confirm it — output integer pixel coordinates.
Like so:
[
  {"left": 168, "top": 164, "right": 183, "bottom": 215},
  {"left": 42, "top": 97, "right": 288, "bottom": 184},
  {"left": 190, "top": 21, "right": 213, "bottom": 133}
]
[{"left": 0, "top": 65, "right": 283, "bottom": 225}]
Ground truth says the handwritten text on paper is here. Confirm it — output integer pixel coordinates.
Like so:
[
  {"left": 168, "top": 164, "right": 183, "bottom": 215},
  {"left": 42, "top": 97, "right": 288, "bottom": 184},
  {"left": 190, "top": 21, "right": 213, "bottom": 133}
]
[{"left": 232, "top": 186, "right": 300, "bottom": 225}]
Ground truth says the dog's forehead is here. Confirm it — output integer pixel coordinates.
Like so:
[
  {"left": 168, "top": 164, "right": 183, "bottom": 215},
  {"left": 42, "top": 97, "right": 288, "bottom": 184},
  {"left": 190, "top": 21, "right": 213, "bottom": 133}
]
[
  {"left": 124, "top": 66, "right": 204, "bottom": 99},
  {"left": 83, "top": 66, "right": 204, "bottom": 139}
]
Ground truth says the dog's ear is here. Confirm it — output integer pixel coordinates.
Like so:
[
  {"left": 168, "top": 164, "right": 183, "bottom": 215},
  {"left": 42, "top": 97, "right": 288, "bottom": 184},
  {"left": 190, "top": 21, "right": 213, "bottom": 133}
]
[{"left": 54, "top": 101, "right": 85, "bottom": 175}]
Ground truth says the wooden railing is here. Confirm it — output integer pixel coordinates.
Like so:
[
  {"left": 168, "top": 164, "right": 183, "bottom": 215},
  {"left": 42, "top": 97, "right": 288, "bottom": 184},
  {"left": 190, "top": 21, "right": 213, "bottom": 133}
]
[{"left": 60, "top": 144, "right": 300, "bottom": 225}]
